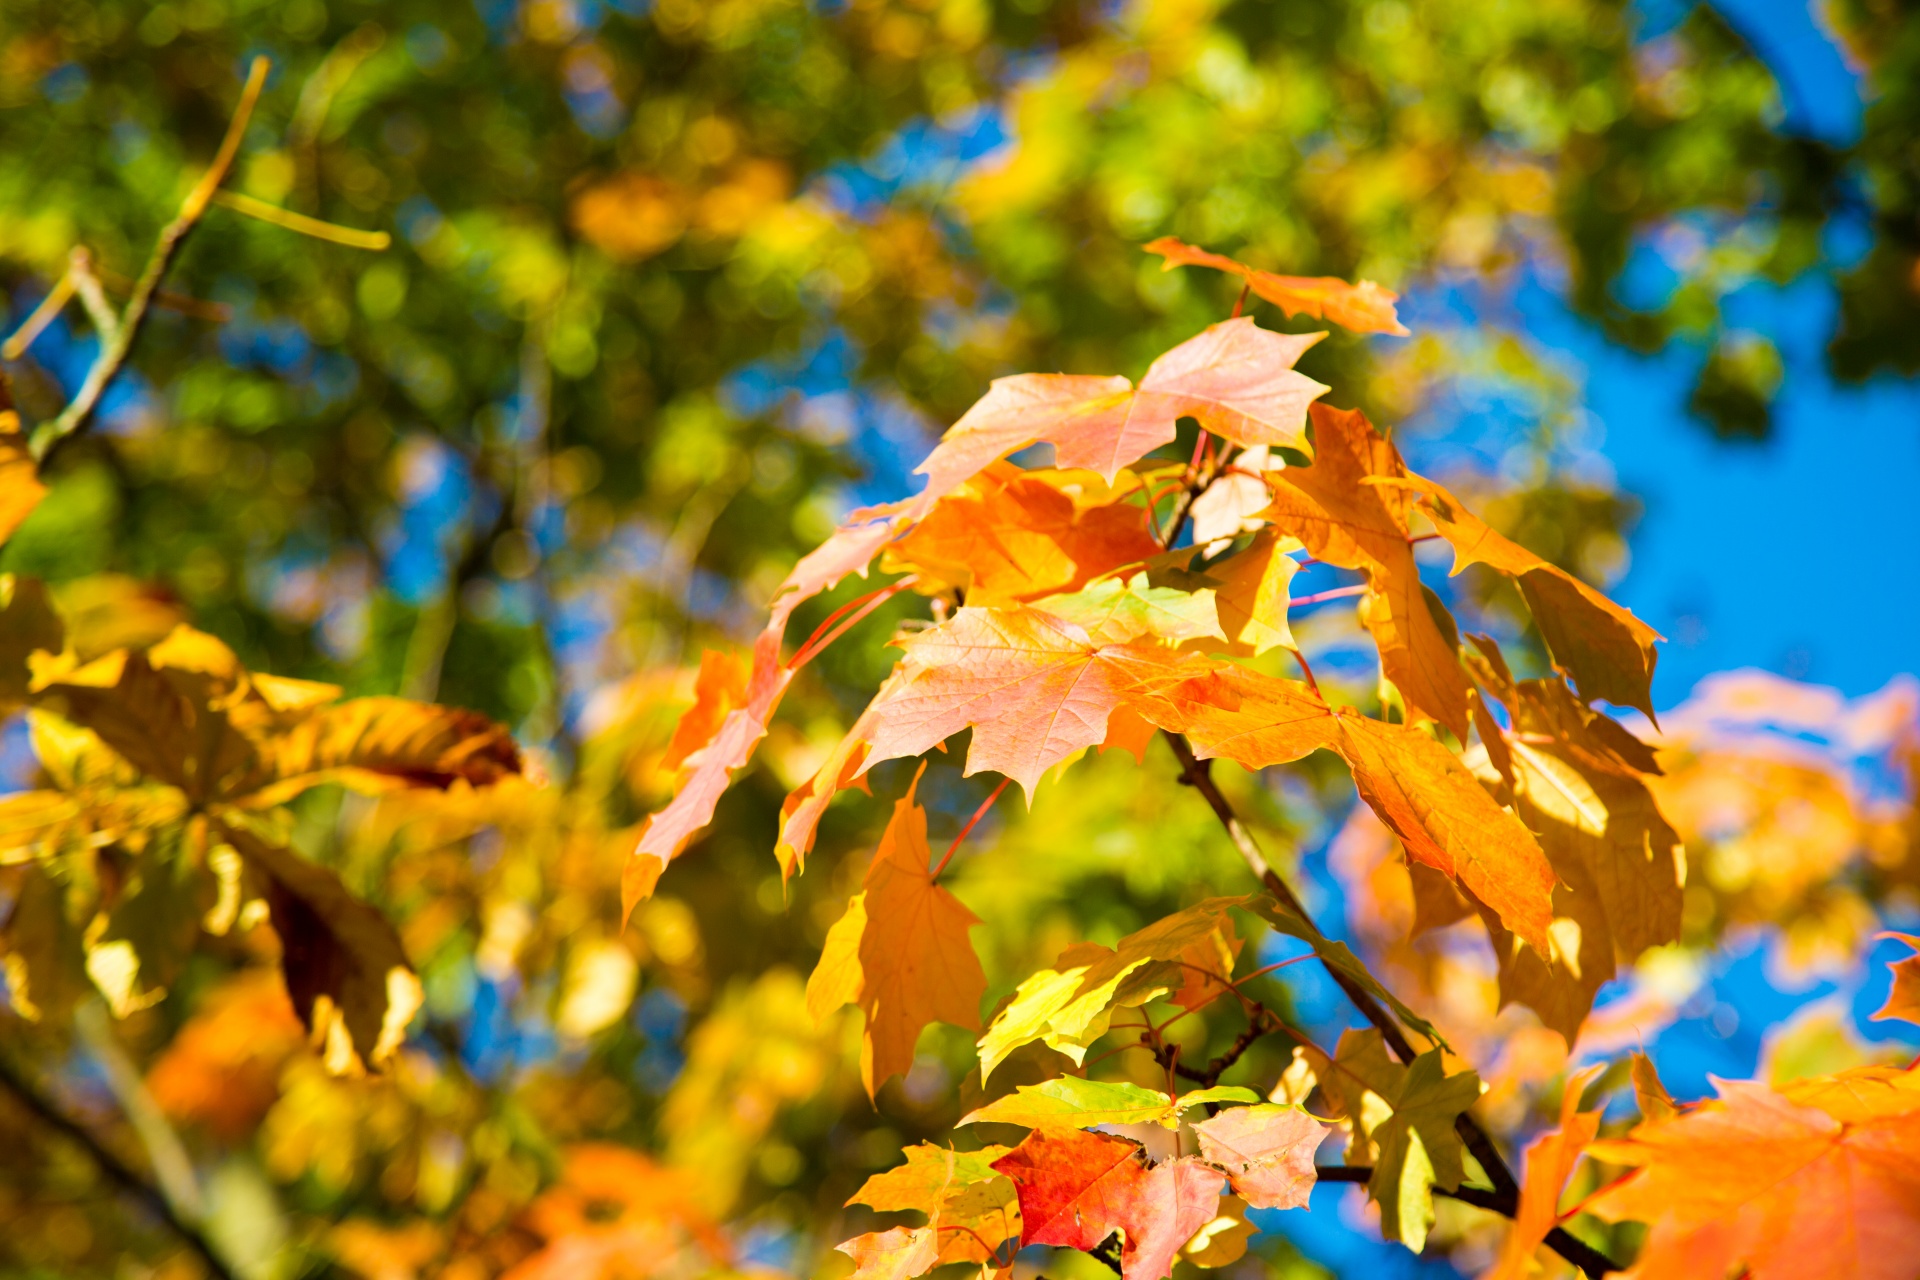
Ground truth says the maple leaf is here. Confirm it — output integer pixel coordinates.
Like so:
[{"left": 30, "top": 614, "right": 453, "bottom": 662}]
[
  {"left": 626, "top": 514, "right": 901, "bottom": 910},
  {"left": 977, "top": 897, "right": 1249, "bottom": 1080},
  {"left": 1143, "top": 237, "right": 1410, "bottom": 336},
  {"left": 885, "top": 464, "right": 1161, "bottom": 604},
  {"left": 0, "top": 409, "right": 46, "bottom": 546},
  {"left": 992, "top": 1128, "right": 1226, "bottom": 1280},
  {"left": 1181, "top": 1194, "right": 1257, "bottom": 1268},
  {"left": 1305, "top": 1031, "right": 1481, "bottom": 1252},
  {"left": 1194, "top": 528, "right": 1299, "bottom": 656},
  {"left": 805, "top": 770, "right": 986, "bottom": 1095},
  {"left": 961, "top": 1077, "right": 1256, "bottom": 1130},
  {"left": 1260, "top": 404, "right": 1469, "bottom": 738},
  {"left": 1147, "top": 663, "right": 1553, "bottom": 952},
  {"left": 1586, "top": 1065, "right": 1920, "bottom": 1280},
  {"left": 855, "top": 602, "right": 1204, "bottom": 799},
  {"left": 0, "top": 575, "right": 62, "bottom": 709},
  {"left": 663, "top": 649, "right": 751, "bottom": 774},
  {"left": 1397, "top": 473, "right": 1662, "bottom": 720},
  {"left": 843, "top": 1142, "right": 1019, "bottom": 1275},
  {"left": 1462, "top": 672, "right": 1682, "bottom": 1041},
  {"left": 1482, "top": 1066, "right": 1603, "bottom": 1280},
  {"left": 909, "top": 318, "right": 1328, "bottom": 513},
  {"left": 1872, "top": 932, "right": 1920, "bottom": 1026},
  {"left": 1191, "top": 1104, "right": 1329, "bottom": 1210}
]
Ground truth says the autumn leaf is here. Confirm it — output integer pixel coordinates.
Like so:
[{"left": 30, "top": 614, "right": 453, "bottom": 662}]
[
  {"left": 628, "top": 514, "right": 900, "bottom": 910},
  {"left": 1397, "top": 473, "right": 1662, "bottom": 720},
  {"left": 1306, "top": 1031, "right": 1481, "bottom": 1252},
  {"left": 0, "top": 575, "right": 62, "bottom": 709},
  {"left": 1260, "top": 403, "right": 1469, "bottom": 739},
  {"left": 960, "top": 1077, "right": 1257, "bottom": 1130},
  {"left": 220, "top": 822, "right": 423, "bottom": 1073},
  {"left": 992, "top": 1128, "right": 1226, "bottom": 1280},
  {"left": 843, "top": 1142, "right": 1019, "bottom": 1275},
  {"left": 977, "top": 897, "right": 1249, "bottom": 1080},
  {"left": 909, "top": 318, "right": 1328, "bottom": 514},
  {"left": 1630, "top": 1051, "right": 1677, "bottom": 1123},
  {"left": 1463, "top": 672, "right": 1683, "bottom": 1041},
  {"left": 805, "top": 770, "right": 986, "bottom": 1095},
  {"left": 1482, "top": 1066, "right": 1603, "bottom": 1280},
  {"left": 663, "top": 649, "right": 751, "bottom": 773},
  {"left": 1148, "top": 663, "right": 1553, "bottom": 952},
  {"left": 1194, "top": 528, "right": 1299, "bottom": 656},
  {"left": 1586, "top": 1065, "right": 1920, "bottom": 1280},
  {"left": 856, "top": 602, "right": 1204, "bottom": 798},
  {"left": 0, "top": 409, "right": 46, "bottom": 546},
  {"left": 885, "top": 464, "right": 1161, "bottom": 604},
  {"left": 1143, "top": 237, "right": 1409, "bottom": 336},
  {"left": 626, "top": 627, "right": 793, "bottom": 914},
  {"left": 1181, "top": 1194, "right": 1257, "bottom": 1268},
  {"left": 1872, "top": 932, "right": 1920, "bottom": 1026},
  {"left": 249, "top": 696, "right": 521, "bottom": 806},
  {"left": 1191, "top": 1104, "right": 1329, "bottom": 1210}
]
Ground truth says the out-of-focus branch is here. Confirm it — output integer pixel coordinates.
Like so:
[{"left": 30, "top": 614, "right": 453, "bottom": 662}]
[
  {"left": 31, "top": 56, "right": 269, "bottom": 464},
  {"left": 0, "top": 1045, "right": 234, "bottom": 1280},
  {"left": 1315, "top": 1167, "right": 1616, "bottom": 1276},
  {"left": 72, "top": 1000, "right": 203, "bottom": 1222}
]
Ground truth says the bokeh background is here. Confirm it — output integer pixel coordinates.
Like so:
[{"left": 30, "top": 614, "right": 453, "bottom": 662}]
[{"left": 2, "top": 0, "right": 1918, "bottom": 1276}]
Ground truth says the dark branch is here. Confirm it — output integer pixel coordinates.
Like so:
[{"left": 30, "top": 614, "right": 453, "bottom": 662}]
[
  {"left": 1315, "top": 1167, "right": 1618, "bottom": 1277},
  {"left": 0, "top": 1051, "right": 235, "bottom": 1280},
  {"left": 1162, "top": 730, "right": 1617, "bottom": 1274},
  {"left": 1153, "top": 1003, "right": 1278, "bottom": 1088}
]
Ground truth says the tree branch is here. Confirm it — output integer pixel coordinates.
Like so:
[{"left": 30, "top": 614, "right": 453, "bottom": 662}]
[
  {"left": 0, "top": 1049, "right": 235, "bottom": 1280},
  {"left": 1161, "top": 731, "right": 1586, "bottom": 1249},
  {"left": 31, "top": 56, "right": 269, "bottom": 464},
  {"left": 1315, "top": 1167, "right": 1617, "bottom": 1277}
]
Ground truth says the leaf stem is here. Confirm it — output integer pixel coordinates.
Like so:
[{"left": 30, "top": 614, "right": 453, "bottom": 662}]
[
  {"left": 931, "top": 775, "right": 1010, "bottom": 880},
  {"left": 788, "top": 577, "right": 917, "bottom": 671}
]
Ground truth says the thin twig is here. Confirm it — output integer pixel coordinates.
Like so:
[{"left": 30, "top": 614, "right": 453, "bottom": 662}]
[
  {"left": 0, "top": 1049, "right": 236, "bottom": 1280},
  {"left": 2, "top": 272, "right": 76, "bottom": 360},
  {"left": 1315, "top": 1167, "right": 1617, "bottom": 1277},
  {"left": 32, "top": 56, "right": 269, "bottom": 463}
]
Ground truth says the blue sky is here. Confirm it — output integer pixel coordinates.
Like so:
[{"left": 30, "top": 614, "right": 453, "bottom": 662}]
[{"left": 1518, "top": 0, "right": 1919, "bottom": 707}]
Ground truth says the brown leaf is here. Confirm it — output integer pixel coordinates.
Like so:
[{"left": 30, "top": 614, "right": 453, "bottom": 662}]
[
  {"left": 1872, "top": 932, "right": 1920, "bottom": 1027},
  {"left": 223, "top": 823, "right": 422, "bottom": 1073}
]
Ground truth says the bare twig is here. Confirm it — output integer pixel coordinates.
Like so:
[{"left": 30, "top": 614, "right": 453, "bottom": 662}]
[
  {"left": 32, "top": 56, "right": 270, "bottom": 463},
  {"left": 0, "top": 1048, "right": 235, "bottom": 1280}
]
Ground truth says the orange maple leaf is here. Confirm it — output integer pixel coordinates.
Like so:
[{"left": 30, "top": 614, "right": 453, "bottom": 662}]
[
  {"left": 1482, "top": 1066, "right": 1604, "bottom": 1280},
  {"left": 910, "top": 317, "right": 1327, "bottom": 515},
  {"left": 1262, "top": 403, "right": 1471, "bottom": 740},
  {"left": 805, "top": 769, "right": 986, "bottom": 1095},
  {"left": 1586, "top": 1065, "right": 1920, "bottom": 1280},
  {"left": 1871, "top": 932, "right": 1920, "bottom": 1027},
  {"left": 1143, "top": 237, "right": 1409, "bottom": 336},
  {"left": 1393, "top": 472, "right": 1663, "bottom": 721}
]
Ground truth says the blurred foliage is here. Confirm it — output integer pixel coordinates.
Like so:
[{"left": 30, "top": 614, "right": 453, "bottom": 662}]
[{"left": 0, "top": 1, "right": 1917, "bottom": 1278}]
